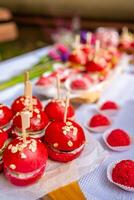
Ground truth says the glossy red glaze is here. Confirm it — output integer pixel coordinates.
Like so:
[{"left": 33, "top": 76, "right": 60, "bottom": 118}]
[
  {"left": 46, "top": 144, "right": 84, "bottom": 162},
  {"left": 4, "top": 165, "right": 45, "bottom": 186},
  {"left": 0, "top": 104, "right": 13, "bottom": 127},
  {"left": 44, "top": 120, "right": 85, "bottom": 151},
  {"left": 70, "top": 79, "right": 88, "bottom": 90},
  {"left": 13, "top": 109, "right": 49, "bottom": 132},
  {"left": 11, "top": 96, "right": 43, "bottom": 114},
  {"left": 0, "top": 129, "right": 8, "bottom": 149},
  {"left": 100, "top": 101, "right": 118, "bottom": 110},
  {"left": 85, "top": 60, "right": 105, "bottom": 72},
  {"left": 69, "top": 53, "right": 86, "bottom": 65},
  {"left": 45, "top": 100, "right": 75, "bottom": 121},
  {"left": 89, "top": 114, "right": 111, "bottom": 127},
  {"left": 3, "top": 137, "right": 48, "bottom": 173}
]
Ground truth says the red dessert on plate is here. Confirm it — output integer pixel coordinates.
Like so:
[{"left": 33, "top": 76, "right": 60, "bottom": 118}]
[
  {"left": 99, "top": 101, "right": 119, "bottom": 116},
  {"left": 0, "top": 129, "right": 9, "bottom": 172},
  {"left": 69, "top": 51, "right": 86, "bottom": 66},
  {"left": 85, "top": 60, "right": 106, "bottom": 73},
  {"left": 11, "top": 96, "right": 43, "bottom": 115},
  {"left": 44, "top": 120, "right": 85, "bottom": 162},
  {"left": 3, "top": 137, "right": 48, "bottom": 186},
  {"left": 70, "top": 78, "right": 89, "bottom": 90},
  {"left": 107, "top": 129, "right": 130, "bottom": 147},
  {"left": 12, "top": 108, "right": 49, "bottom": 139},
  {"left": 0, "top": 104, "right": 13, "bottom": 134},
  {"left": 88, "top": 114, "right": 111, "bottom": 133},
  {"left": 45, "top": 99, "right": 75, "bottom": 121},
  {"left": 112, "top": 160, "right": 134, "bottom": 188}
]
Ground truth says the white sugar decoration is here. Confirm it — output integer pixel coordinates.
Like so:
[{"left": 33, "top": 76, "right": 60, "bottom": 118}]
[{"left": 9, "top": 164, "right": 16, "bottom": 170}]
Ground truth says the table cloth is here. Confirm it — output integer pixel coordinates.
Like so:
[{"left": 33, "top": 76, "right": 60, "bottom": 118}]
[{"left": 0, "top": 47, "right": 134, "bottom": 200}]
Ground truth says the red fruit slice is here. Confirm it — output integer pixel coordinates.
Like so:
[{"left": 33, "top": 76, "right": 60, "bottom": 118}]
[
  {"left": 100, "top": 101, "right": 118, "bottom": 110},
  {"left": 89, "top": 114, "right": 110, "bottom": 127},
  {"left": 107, "top": 129, "right": 130, "bottom": 147}
]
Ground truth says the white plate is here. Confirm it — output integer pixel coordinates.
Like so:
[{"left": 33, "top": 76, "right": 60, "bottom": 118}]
[{"left": 103, "top": 129, "right": 133, "bottom": 151}]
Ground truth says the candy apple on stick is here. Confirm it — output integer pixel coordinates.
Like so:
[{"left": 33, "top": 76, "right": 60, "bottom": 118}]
[
  {"left": 45, "top": 75, "right": 75, "bottom": 121},
  {"left": 11, "top": 72, "right": 43, "bottom": 114},
  {"left": 85, "top": 40, "right": 108, "bottom": 76},
  {"left": 3, "top": 111, "right": 48, "bottom": 186},
  {"left": 12, "top": 81, "right": 49, "bottom": 139},
  {"left": 44, "top": 92, "right": 85, "bottom": 162},
  {"left": 69, "top": 34, "right": 86, "bottom": 66}
]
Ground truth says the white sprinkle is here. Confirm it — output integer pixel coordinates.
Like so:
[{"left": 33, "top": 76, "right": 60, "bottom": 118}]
[
  {"left": 53, "top": 143, "right": 59, "bottom": 148},
  {"left": 68, "top": 140, "right": 73, "bottom": 147},
  {"left": 73, "top": 127, "right": 78, "bottom": 136},
  {"left": 11, "top": 146, "right": 18, "bottom": 153},
  {"left": 10, "top": 164, "right": 16, "bottom": 170},
  {"left": 66, "top": 122, "right": 72, "bottom": 126},
  {"left": 20, "top": 153, "right": 27, "bottom": 159},
  {"left": 34, "top": 108, "right": 40, "bottom": 114},
  {"left": 63, "top": 131, "right": 67, "bottom": 135},
  {"left": 8, "top": 144, "right": 12, "bottom": 150}
]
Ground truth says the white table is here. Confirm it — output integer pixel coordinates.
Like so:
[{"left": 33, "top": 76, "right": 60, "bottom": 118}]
[{"left": 0, "top": 48, "right": 134, "bottom": 200}]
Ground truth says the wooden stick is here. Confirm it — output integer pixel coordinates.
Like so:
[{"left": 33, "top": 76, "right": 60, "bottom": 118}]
[
  {"left": 21, "top": 111, "right": 31, "bottom": 143},
  {"left": 24, "top": 81, "right": 33, "bottom": 111},
  {"left": 64, "top": 91, "right": 70, "bottom": 123},
  {"left": 122, "top": 26, "right": 128, "bottom": 35},
  {"left": 93, "top": 40, "right": 100, "bottom": 62},
  {"left": 95, "top": 40, "right": 100, "bottom": 53},
  {"left": 56, "top": 74, "right": 60, "bottom": 99},
  {"left": 24, "top": 71, "right": 29, "bottom": 84},
  {"left": 74, "top": 34, "right": 80, "bottom": 49}
]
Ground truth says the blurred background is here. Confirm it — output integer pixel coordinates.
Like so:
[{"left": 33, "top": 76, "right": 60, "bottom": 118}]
[{"left": 0, "top": 0, "right": 134, "bottom": 61}]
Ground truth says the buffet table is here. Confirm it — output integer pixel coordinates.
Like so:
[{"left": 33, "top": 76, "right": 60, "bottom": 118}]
[{"left": 0, "top": 47, "right": 134, "bottom": 200}]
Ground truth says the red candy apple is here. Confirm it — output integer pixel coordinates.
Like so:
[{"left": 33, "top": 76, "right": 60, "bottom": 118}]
[
  {"left": 44, "top": 120, "right": 85, "bottom": 162},
  {"left": 0, "top": 129, "right": 9, "bottom": 172},
  {"left": 0, "top": 104, "right": 13, "bottom": 134},
  {"left": 45, "top": 99, "right": 75, "bottom": 121},
  {"left": 3, "top": 137, "right": 48, "bottom": 186},
  {"left": 69, "top": 51, "right": 86, "bottom": 65},
  {"left": 12, "top": 108, "right": 49, "bottom": 139},
  {"left": 85, "top": 59, "right": 107, "bottom": 73},
  {"left": 11, "top": 96, "right": 43, "bottom": 115}
]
